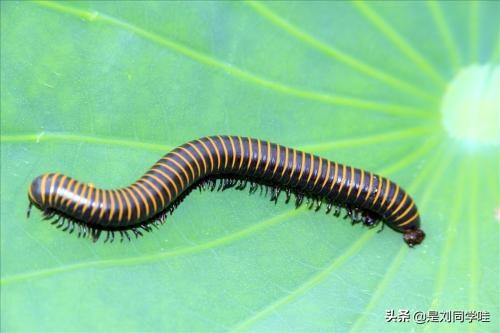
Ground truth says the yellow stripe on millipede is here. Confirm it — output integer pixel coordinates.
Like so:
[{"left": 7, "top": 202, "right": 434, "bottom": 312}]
[
  {"left": 363, "top": 172, "right": 373, "bottom": 202},
  {"left": 346, "top": 166, "right": 355, "bottom": 199},
  {"left": 305, "top": 153, "right": 315, "bottom": 185},
  {"left": 152, "top": 167, "right": 178, "bottom": 196},
  {"left": 28, "top": 181, "right": 36, "bottom": 202},
  {"left": 390, "top": 192, "right": 408, "bottom": 218},
  {"left": 99, "top": 189, "right": 107, "bottom": 220},
  {"left": 108, "top": 190, "right": 116, "bottom": 223},
  {"left": 217, "top": 136, "right": 229, "bottom": 170},
  {"left": 116, "top": 190, "right": 127, "bottom": 222},
  {"left": 263, "top": 141, "right": 271, "bottom": 176},
  {"left": 141, "top": 178, "right": 165, "bottom": 208},
  {"left": 228, "top": 136, "right": 237, "bottom": 170},
  {"left": 246, "top": 137, "right": 253, "bottom": 173},
  {"left": 132, "top": 184, "right": 151, "bottom": 216},
  {"left": 271, "top": 144, "right": 281, "bottom": 178},
  {"left": 386, "top": 185, "right": 400, "bottom": 211},
  {"left": 73, "top": 184, "right": 87, "bottom": 213},
  {"left": 198, "top": 140, "right": 214, "bottom": 172},
  {"left": 61, "top": 178, "right": 75, "bottom": 207},
  {"left": 103, "top": 190, "right": 115, "bottom": 224},
  {"left": 285, "top": 149, "right": 297, "bottom": 185},
  {"left": 40, "top": 174, "right": 49, "bottom": 205},
  {"left": 372, "top": 176, "right": 383, "bottom": 207},
  {"left": 90, "top": 187, "right": 100, "bottom": 218},
  {"left": 179, "top": 146, "right": 201, "bottom": 178},
  {"left": 136, "top": 181, "right": 159, "bottom": 212},
  {"left": 68, "top": 182, "right": 82, "bottom": 211},
  {"left": 238, "top": 137, "right": 245, "bottom": 171},
  {"left": 279, "top": 147, "right": 289, "bottom": 181},
  {"left": 117, "top": 190, "right": 129, "bottom": 222},
  {"left": 337, "top": 165, "right": 347, "bottom": 199},
  {"left": 397, "top": 211, "right": 419, "bottom": 227},
  {"left": 188, "top": 142, "right": 207, "bottom": 174},
  {"left": 254, "top": 139, "right": 262, "bottom": 175},
  {"left": 312, "top": 157, "right": 323, "bottom": 191},
  {"left": 161, "top": 156, "right": 189, "bottom": 185},
  {"left": 157, "top": 159, "right": 185, "bottom": 189},
  {"left": 124, "top": 188, "right": 139, "bottom": 222},
  {"left": 48, "top": 173, "right": 59, "bottom": 206},
  {"left": 148, "top": 173, "right": 173, "bottom": 202},
  {"left": 171, "top": 151, "right": 195, "bottom": 182},
  {"left": 355, "top": 169, "right": 365, "bottom": 200},
  {"left": 319, "top": 160, "right": 331, "bottom": 192},
  {"left": 394, "top": 201, "right": 414, "bottom": 222},
  {"left": 207, "top": 137, "right": 221, "bottom": 171},
  {"left": 329, "top": 162, "right": 339, "bottom": 192},
  {"left": 131, "top": 184, "right": 149, "bottom": 215},
  {"left": 297, "top": 151, "right": 306, "bottom": 184},
  {"left": 81, "top": 184, "right": 94, "bottom": 215},
  {"left": 379, "top": 178, "right": 391, "bottom": 208}
]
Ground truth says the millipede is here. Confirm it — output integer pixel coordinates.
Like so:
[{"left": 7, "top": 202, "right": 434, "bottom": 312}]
[{"left": 27, "top": 136, "right": 425, "bottom": 246}]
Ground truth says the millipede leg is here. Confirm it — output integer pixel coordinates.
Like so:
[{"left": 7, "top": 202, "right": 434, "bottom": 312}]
[
  {"left": 42, "top": 210, "right": 55, "bottom": 220},
  {"left": 132, "top": 228, "right": 143, "bottom": 238},
  {"left": 91, "top": 228, "right": 101, "bottom": 242},
  {"left": 235, "top": 180, "right": 247, "bottom": 190},
  {"left": 209, "top": 179, "right": 216, "bottom": 191},
  {"left": 27, "top": 202, "right": 33, "bottom": 218},
  {"left": 50, "top": 215, "right": 62, "bottom": 225},
  {"left": 249, "top": 182, "right": 258, "bottom": 194},
  {"left": 104, "top": 231, "right": 111, "bottom": 243},
  {"left": 326, "top": 202, "right": 333, "bottom": 214},
  {"left": 333, "top": 205, "right": 341, "bottom": 217},
  {"left": 295, "top": 193, "right": 304, "bottom": 208},
  {"left": 270, "top": 187, "right": 281, "bottom": 203},
  {"left": 141, "top": 224, "right": 152, "bottom": 232},
  {"left": 261, "top": 184, "right": 268, "bottom": 196},
  {"left": 315, "top": 200, "right": 322, "bottom": 212},
  {"left": 69, "top": 221, "right": 75, "bottom": 234},
  {"left": 62, "top": 218, "right": 71, "bottom": 232},
  {"left": 222, "top": 178, "right": 236, "bottom": 191},
  {"left": 56, "top": 217, "right": 65, "bottom": 229},
  {"left": 306, "top": 198, "right": 314, "bottom": 209}
]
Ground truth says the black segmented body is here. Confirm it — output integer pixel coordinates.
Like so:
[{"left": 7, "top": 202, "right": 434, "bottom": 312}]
[{"left": 28, "top": 136, "right": 425, "bottom": 246}]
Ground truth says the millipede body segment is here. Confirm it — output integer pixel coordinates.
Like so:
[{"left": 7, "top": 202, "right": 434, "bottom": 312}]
[{"left": 28, "top": 136, "right": 425, "bottom": 246}]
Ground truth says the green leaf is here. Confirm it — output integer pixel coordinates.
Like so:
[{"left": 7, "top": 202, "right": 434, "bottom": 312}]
[{"left": 1, "top": 1, "right": 498, "bottom": 332}]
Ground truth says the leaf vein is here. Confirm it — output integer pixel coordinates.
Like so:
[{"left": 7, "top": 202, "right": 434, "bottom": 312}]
[
  {"left": 33, "top": 0, "right": 431, "bottom": 118},
  {"left": 352, "top": 1, "right": 448, "bottom": 87},
  {"left": 0, "top": 209, "right": 300, "bottom": 286},
  {"left": 246, "top": 1, "right": 438, "bottom": 102}
]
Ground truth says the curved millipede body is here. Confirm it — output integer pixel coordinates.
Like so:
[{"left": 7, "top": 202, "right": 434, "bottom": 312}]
[{"left": 27, "top": 136, "right": 425, "bottom": 246}]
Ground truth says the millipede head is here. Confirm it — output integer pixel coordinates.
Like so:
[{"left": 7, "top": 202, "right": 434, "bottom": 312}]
[{"left": 403, "top": 228, "right": 425, "bottom": 247}]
